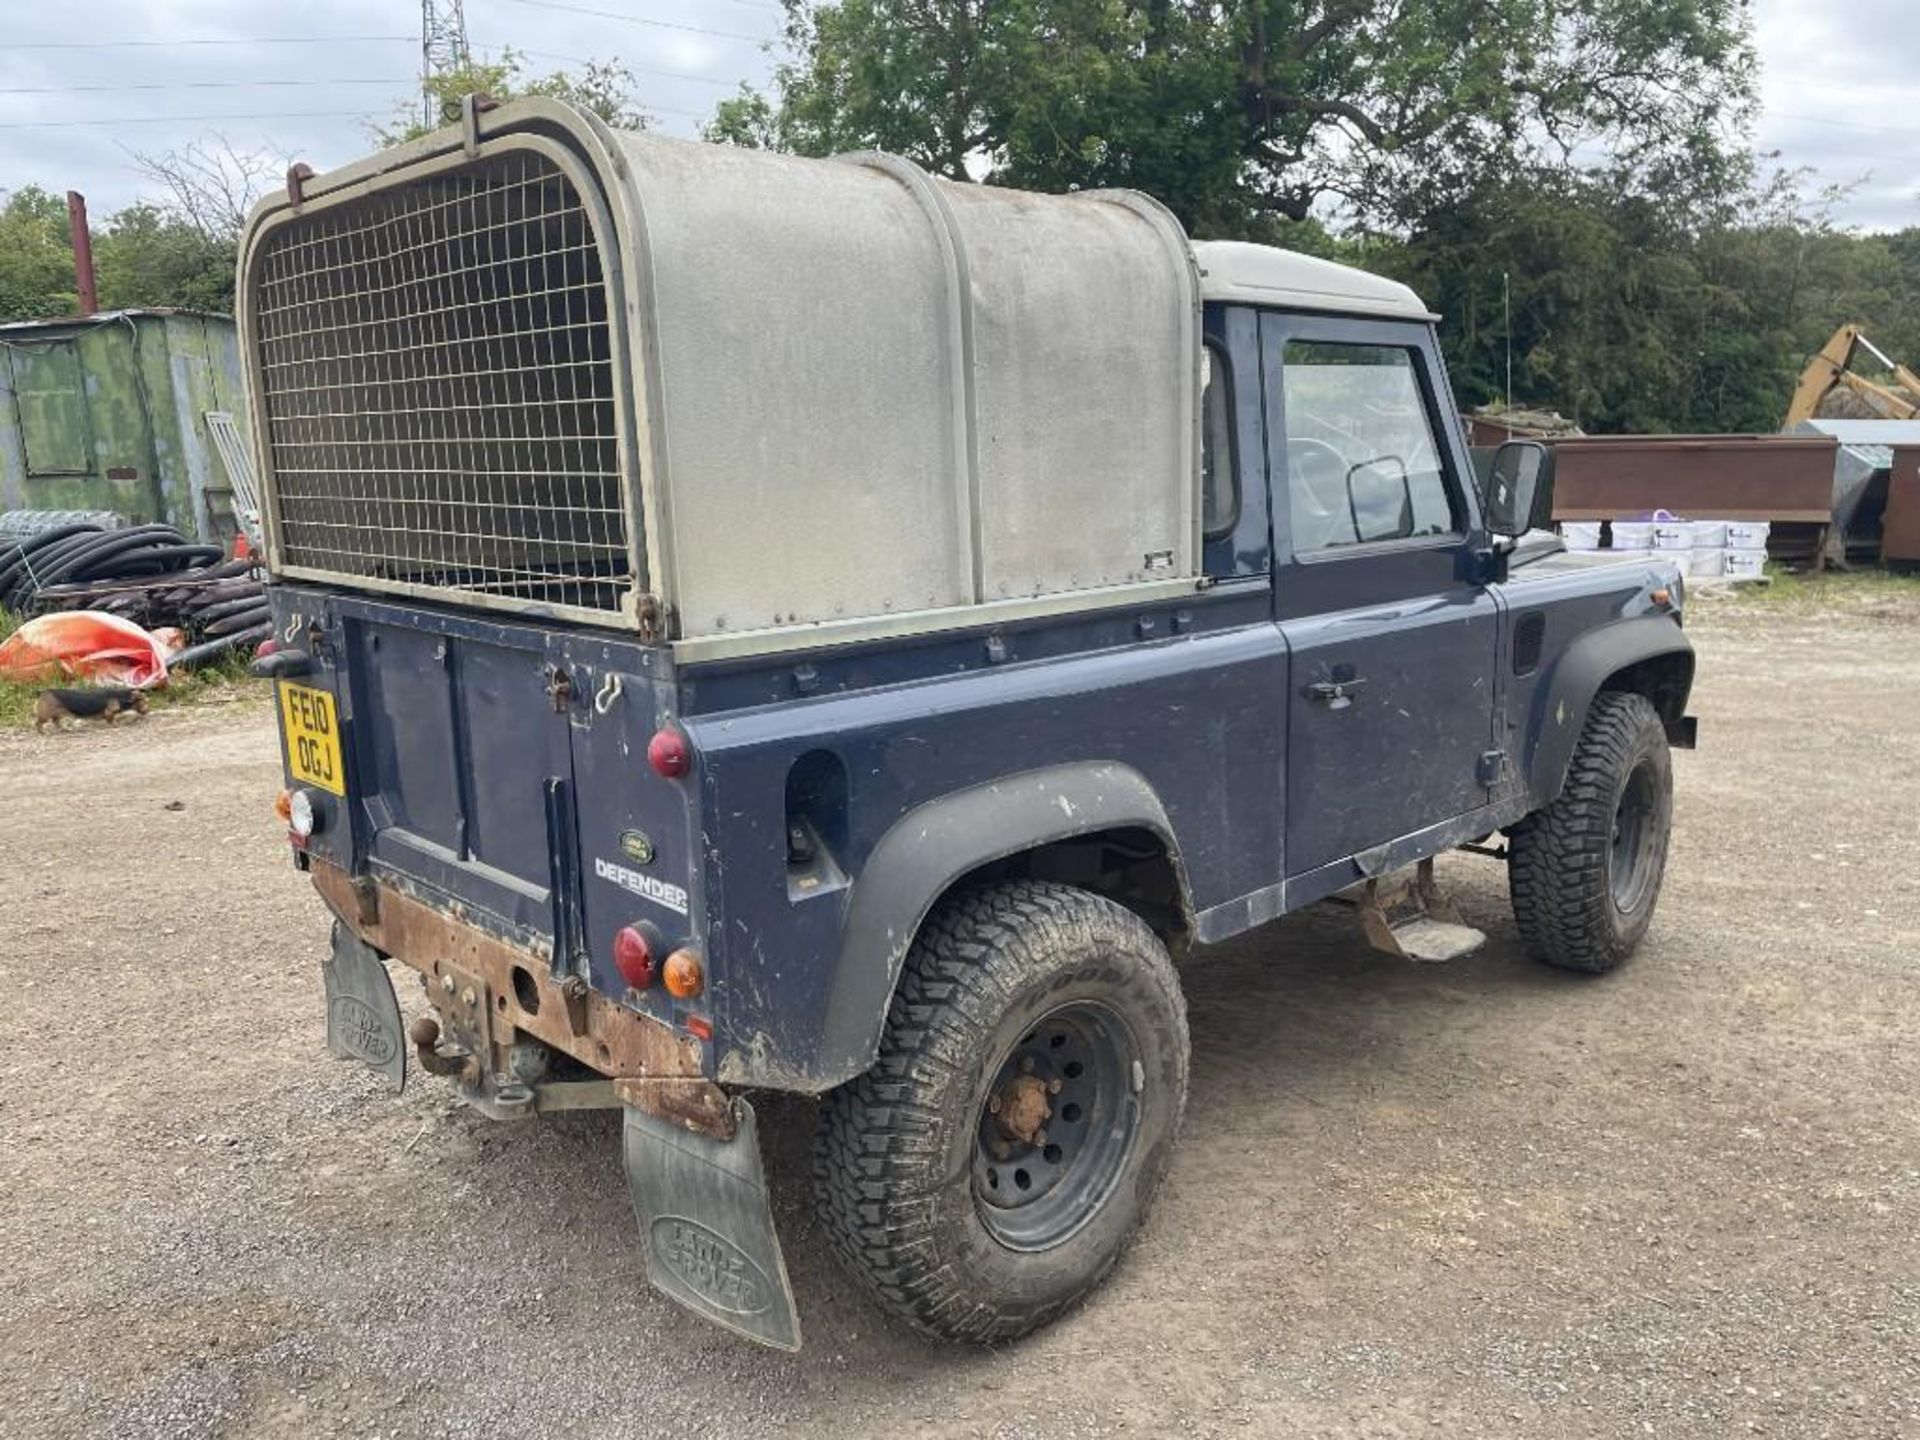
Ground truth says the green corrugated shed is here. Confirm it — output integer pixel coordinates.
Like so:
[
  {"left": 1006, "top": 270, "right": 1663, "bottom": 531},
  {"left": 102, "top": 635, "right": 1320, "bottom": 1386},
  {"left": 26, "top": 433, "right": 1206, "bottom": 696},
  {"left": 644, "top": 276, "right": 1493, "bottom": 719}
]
[{"left": 0, "top": 309, "right": 253, "bottom": 542}]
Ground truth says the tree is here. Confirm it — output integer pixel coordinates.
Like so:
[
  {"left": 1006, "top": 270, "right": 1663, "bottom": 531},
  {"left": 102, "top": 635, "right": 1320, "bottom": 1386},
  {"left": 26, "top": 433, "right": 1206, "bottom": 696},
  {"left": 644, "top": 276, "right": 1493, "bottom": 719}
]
[
  {"left": 93, "top": 205, "right": 237, "bottom": 314},
  {"left": 127, "top": 137, "right": 283, "bottom": 245},
  {"left": 711, "top": 0, "right": 1756, "bottom": 235},
  {"left": 707, "top": 87, "right": 781, "bottom": 151},
  {"left": 0, "top": 187, "right": 78, "bottom": 322},
  {"left": 375, "top": 51, "right": 650, "bottom": 147},
  {"left": 1373, "top": 164, "right": 1920, "bottom": 436}
]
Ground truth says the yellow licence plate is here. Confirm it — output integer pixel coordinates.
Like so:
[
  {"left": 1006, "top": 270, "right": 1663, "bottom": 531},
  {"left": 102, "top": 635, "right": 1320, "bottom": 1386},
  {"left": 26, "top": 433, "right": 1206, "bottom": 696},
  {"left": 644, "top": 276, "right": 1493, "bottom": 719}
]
[{"left": 280, "top": 683, "right": 346, "bottom": 796}]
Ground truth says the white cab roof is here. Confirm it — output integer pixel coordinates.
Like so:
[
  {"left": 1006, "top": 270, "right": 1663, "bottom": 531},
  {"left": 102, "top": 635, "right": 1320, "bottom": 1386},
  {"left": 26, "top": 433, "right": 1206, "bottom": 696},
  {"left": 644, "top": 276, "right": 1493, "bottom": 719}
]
[{"left": 1191, "top": 239, "right": 1435, "bottom": 321}]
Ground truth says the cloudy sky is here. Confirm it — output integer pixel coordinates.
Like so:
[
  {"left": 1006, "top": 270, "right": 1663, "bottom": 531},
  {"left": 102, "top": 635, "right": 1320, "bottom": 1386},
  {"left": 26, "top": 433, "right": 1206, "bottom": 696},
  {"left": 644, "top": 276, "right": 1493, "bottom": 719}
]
[{"left": 1, "top": 0, "right": 1914, "bottom": 231}]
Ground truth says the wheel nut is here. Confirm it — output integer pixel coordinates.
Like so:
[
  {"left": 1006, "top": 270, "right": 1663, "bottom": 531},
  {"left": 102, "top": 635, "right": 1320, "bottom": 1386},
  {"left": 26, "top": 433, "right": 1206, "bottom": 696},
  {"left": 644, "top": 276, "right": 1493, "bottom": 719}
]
[
  {"left": 461, "top": 987, "right": 477, "bottom": 1007},
  {"left": 441, "top": 975, "right": 455, "bottom": 994},
  {"left": 1034, "top": 1130, "right": 1048, "bottom": 1147},
  {"left": 988, "top": 1095, "right": 1003, "bottom": 1115},
  {"left": 1020, "top": 1056, "right": 1035, "bottom": 1074},
  {"left": 1047, "top": 1078, "right": 1062, "bottom": 1094}
]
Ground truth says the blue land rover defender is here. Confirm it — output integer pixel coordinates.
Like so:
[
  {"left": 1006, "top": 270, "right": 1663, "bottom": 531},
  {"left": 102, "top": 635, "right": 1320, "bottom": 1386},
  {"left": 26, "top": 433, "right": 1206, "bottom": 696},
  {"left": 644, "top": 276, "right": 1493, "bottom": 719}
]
[{"left": 243, "top": 99, "right": 1695, "bottom": 1350}]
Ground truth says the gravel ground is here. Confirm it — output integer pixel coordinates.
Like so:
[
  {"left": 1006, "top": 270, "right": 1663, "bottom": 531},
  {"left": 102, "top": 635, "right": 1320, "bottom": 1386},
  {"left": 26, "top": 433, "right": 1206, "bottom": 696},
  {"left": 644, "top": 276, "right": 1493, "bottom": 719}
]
[{"left": 1, "top": 587, "right": 1916, "bottom": 1439}]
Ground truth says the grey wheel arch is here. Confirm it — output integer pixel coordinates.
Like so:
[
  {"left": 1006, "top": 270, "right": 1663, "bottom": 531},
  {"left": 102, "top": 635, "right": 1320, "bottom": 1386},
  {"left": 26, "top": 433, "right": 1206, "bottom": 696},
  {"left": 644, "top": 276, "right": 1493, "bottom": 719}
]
[
  {"left": 1525, "top": 615, "right": 1693, "bottom": 804},
  {"left": 814, "top": 761, "right": 1189, "bottom": 1088}
]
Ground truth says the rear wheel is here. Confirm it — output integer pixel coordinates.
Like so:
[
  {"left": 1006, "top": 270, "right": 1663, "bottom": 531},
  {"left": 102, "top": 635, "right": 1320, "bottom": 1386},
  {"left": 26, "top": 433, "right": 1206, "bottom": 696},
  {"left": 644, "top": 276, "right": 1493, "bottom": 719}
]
[
  {"left": 1508, "top": 690, "right": 1674, "bottom": 973},
  {"left": 813, "top": 880, "right": 1188, "bottom": 1343}
]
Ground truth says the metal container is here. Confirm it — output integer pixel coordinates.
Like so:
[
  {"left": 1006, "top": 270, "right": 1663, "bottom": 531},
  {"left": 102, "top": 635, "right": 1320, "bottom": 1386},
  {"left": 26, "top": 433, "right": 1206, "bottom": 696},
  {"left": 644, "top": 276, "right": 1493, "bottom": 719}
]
[
  {"left": 0, "top": 308, "right": 253, "bottom": 543},
  {"left": 1885, "top": 446, "right": 1920, "bottom": 566},
  {"left": 1548, "top": 434, "right": 1838, "bottom": 523},
  {"left": 1788, "top": 419, "right": 1920, "bottom": 541},
  {"left": 1547, "top": 433, "right": 1839, "bottom": 567}
]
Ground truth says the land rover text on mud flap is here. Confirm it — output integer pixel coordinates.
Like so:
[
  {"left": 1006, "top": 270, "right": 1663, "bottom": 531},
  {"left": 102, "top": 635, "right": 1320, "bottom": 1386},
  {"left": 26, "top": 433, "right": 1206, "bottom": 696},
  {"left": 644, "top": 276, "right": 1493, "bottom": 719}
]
[{"left": 242, "top": 98, "right": 1696, "bottom": 1351}]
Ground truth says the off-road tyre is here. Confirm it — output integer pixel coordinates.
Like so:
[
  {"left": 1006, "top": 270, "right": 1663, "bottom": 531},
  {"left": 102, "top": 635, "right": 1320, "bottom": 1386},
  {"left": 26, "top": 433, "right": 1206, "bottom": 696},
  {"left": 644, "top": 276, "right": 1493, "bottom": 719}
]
[
  {"left": 1508, "top": 690, "right": 1674, "bottom": 973},
  {"left": 813, "top": 880, "right": 1189, "bottom": 1344}
]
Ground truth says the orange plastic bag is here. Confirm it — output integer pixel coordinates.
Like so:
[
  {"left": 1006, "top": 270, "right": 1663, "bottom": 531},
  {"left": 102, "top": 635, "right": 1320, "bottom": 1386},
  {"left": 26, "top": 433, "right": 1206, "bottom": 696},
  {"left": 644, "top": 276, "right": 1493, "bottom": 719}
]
[{"left": 0, "top": 611, "right": 171, "bottom": 689}]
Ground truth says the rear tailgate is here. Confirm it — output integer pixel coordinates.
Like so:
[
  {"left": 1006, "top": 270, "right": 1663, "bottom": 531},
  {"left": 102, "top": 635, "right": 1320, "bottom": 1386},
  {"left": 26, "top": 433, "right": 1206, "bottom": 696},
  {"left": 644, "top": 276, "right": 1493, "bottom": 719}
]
[
  {"left": 271, "top": 588, "right": 701, "bottom": 1013},
  {"left": 346, "top": 608, "right": 576, "bottom": 937}
]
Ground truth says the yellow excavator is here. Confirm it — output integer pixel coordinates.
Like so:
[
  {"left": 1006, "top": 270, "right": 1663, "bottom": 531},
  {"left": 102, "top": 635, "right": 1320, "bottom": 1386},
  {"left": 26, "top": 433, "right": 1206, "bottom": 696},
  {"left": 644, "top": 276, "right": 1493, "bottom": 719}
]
[{"left": 1784, "top": 323, "right": 1920, "bottom": 426}]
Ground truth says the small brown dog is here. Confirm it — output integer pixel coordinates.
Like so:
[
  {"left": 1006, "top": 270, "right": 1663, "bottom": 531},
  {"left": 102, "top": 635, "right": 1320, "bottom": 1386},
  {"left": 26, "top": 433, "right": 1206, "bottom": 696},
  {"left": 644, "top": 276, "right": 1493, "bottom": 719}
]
[{"left": 33, "top": 686, "right": 149, "bottom": 731}]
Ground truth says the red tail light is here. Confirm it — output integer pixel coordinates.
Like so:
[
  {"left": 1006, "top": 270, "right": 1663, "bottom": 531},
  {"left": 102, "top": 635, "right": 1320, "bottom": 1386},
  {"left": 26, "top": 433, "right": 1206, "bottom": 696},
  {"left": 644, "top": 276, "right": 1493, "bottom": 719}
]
[
  {"left": 255, "top": 637, "right": 279, "bottom": 660},
  {"left": 613, "top": 925, "right": 656, "bottom": 989},
  {"left": 647, "top": 726, "right": 692, "bottom": 778}
]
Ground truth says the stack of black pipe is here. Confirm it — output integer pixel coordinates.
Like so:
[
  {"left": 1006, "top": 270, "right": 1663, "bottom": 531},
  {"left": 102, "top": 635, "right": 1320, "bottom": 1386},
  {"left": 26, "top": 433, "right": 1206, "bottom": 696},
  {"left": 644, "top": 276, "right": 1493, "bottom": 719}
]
[{"left": 0, "top": 523, "right": 271, "bottom": 665}]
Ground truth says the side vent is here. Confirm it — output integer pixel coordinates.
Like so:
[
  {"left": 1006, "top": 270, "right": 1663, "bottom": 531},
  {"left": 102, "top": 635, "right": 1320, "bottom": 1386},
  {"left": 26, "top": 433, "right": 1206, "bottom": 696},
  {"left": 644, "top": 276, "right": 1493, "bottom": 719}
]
[
  {"left": 785, "top": 749, "right": 851, "bottom": 901},
  {"left": 1513, "top": 612, "right": 1546, "bottom": 676}
]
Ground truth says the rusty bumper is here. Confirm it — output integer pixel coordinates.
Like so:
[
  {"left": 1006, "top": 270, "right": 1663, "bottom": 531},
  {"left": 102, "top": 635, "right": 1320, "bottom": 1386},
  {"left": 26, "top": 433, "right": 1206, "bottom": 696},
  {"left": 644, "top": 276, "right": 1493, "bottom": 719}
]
[{"left": 311, "top": 861, "right": 728, "bottom": 1135}]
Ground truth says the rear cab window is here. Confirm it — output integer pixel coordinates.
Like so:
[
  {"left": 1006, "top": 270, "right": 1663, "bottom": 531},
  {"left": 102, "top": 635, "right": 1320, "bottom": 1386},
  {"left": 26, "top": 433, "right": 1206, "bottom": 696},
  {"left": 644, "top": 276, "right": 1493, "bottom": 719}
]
[{"left": 1200, "top": 341, "right": 1238, "bottom": 539}]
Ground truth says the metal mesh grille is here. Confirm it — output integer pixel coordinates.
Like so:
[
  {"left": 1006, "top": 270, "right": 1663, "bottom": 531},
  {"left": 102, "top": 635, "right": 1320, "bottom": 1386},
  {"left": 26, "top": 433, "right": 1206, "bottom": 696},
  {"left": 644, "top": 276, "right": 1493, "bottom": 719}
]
[{"left": 253, "top": 150, "right": 629, "bottom": 614}]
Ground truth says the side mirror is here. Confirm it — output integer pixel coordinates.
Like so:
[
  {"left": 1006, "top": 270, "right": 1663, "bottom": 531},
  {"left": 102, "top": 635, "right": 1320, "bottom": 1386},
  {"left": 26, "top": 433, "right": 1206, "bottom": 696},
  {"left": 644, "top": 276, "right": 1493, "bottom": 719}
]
[
  {"left": 1346, "top": 456, "right": 1413, "bottom": 544},
  {"left": 1484, "top": 440, "right": 1550, "bottom": 539}
]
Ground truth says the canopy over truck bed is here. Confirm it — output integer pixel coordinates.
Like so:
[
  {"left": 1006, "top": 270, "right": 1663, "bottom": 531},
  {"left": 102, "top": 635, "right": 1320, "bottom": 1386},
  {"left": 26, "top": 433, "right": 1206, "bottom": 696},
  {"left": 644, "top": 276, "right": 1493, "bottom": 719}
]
[{"left": 238, "top": 98, "right": 1202, "bottom": 656}]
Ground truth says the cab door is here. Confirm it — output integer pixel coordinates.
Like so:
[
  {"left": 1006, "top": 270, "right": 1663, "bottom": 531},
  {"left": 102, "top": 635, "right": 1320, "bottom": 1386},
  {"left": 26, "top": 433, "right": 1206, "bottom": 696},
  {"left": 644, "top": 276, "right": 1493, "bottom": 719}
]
[{"left": 1263, "top": 312, "right": 1502, "bottom": 884}]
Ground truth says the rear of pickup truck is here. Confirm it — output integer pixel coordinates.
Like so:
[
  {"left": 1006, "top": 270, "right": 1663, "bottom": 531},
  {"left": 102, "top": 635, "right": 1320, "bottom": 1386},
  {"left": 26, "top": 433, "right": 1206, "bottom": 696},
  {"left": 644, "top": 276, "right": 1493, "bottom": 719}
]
[
  {"left": 264, "top": 584, "right": 710, "bottom": 1089},
  {"left": 244, "top": 136, "right": 801, "bottom": 1346},
  {"left": 261, "top": 584, "right": 801, "bottom": 1346}
]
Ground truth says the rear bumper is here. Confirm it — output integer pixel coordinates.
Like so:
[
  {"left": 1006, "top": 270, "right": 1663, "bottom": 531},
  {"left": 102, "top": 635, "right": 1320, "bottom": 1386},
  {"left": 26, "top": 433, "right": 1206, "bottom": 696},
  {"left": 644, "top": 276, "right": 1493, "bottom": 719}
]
[{"left": 311, "top": 859, "right": 705, "bottom": 1084}]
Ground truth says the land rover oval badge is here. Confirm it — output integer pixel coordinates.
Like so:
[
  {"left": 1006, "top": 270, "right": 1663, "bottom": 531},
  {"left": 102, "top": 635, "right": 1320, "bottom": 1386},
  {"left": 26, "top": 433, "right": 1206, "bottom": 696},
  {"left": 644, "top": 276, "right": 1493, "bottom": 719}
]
[{"left": 619, "top": 829, "right": 656, "bottom": 865}]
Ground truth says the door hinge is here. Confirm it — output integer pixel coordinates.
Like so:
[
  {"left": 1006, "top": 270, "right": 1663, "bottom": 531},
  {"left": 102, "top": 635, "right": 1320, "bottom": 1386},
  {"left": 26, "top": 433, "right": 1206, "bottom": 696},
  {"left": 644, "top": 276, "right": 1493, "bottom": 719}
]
[{"left": 1477, "top": 749, "right": 1508, "bottom": 786}]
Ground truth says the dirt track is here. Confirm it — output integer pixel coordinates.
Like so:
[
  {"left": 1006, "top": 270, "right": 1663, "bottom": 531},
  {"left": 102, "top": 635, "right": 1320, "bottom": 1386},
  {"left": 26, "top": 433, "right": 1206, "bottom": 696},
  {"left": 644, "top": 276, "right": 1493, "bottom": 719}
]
[{"left": 2, "top": 590, "right": 1917, "bottom": 1439}]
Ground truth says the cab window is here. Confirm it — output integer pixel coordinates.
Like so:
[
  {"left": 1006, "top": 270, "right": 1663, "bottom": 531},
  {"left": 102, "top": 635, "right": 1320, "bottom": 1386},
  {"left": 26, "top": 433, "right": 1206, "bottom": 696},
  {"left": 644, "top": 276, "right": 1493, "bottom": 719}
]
[
  {"left": 1200, "top": 342, "right": 1238, "bottom": 539},
  {"left": 1282, "top": 342, "right": 1459, "bottom": 554}
]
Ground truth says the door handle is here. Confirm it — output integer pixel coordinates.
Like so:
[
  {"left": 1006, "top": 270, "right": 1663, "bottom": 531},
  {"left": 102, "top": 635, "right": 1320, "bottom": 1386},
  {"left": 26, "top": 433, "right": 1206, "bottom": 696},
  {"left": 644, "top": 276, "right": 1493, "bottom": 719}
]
[{"left": 1306, "top": 677, "right": 1367, "bottom": 709}]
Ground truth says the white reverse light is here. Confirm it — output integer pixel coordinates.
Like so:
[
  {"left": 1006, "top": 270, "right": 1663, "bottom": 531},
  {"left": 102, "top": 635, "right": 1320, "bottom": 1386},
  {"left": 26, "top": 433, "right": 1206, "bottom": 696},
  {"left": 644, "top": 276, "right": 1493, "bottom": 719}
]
[{"left": 289, "top": 788, "right": 320, "bottom": 838}]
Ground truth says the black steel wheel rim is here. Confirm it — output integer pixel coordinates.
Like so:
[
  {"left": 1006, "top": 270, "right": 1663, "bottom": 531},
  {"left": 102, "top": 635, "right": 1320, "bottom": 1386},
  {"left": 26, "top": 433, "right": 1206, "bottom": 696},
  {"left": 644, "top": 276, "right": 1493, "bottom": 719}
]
[
  {"left": 1610, "top": 759, "right": 1659, "bottom": 912},
  {"left": 972, "top": 1001, "right": 1141, "bottom": 1252}
]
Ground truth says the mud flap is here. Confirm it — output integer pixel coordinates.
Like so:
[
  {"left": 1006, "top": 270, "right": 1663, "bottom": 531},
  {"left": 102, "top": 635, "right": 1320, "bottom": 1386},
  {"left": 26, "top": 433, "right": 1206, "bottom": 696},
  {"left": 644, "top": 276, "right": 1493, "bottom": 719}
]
[
  {"left": 622, "top": 1097, "right": 801, "bottom": 1351},
  {"left": 322, "top": 921, "right": 406, "bottom": 1091}
]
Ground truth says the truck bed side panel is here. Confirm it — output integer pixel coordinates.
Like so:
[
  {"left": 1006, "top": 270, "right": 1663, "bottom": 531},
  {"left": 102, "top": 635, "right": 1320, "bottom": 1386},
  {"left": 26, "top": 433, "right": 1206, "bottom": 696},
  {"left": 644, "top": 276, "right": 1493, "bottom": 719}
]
[{"left": 687, "top": 622, "right": 1288, "bottom": 1089}]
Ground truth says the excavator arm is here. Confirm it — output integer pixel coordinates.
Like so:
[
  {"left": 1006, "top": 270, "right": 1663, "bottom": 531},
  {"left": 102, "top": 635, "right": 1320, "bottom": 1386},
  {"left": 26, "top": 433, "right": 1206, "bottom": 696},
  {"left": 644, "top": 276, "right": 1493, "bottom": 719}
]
[
  {"left": 1832, "top": 370, "right": 1920, "bottom": 422},
  {"left": 1786, "top": 323, "right": 1920, "bottom": 426}
]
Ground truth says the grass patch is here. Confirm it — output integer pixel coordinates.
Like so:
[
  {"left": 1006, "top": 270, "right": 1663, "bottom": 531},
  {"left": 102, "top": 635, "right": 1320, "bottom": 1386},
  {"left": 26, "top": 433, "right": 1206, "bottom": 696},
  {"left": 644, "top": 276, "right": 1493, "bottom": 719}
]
[
  {"left": 0, "top": 607, "right": 266, "bottom": 730},
  {"left": 0, "top": 609, "right": 33, "bottom": 728},
  {"left": 1742, "top": 564, "right": 1920, "bottom": 608}
]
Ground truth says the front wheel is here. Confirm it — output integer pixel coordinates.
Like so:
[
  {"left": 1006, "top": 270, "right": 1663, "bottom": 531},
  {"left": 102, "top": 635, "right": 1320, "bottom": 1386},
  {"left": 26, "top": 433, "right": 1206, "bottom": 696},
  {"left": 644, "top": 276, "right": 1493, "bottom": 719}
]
[
  {"left": 1508, "top": 690, "right": 1674, "bottom": 973},
  {"left": 813, "top": 880, "right": 1189, "bottom": 1343}
]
